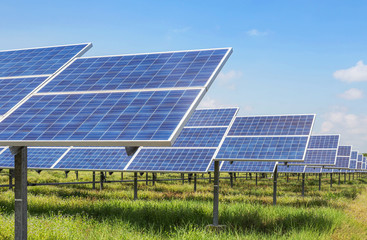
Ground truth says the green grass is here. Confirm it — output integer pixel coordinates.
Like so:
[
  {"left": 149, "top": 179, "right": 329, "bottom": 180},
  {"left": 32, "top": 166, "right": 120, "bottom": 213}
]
[{"left": 0, "top": 170, "right": 365, "bottom": 239}]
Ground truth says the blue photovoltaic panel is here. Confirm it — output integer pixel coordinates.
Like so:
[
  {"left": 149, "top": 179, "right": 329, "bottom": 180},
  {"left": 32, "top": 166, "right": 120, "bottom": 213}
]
[
  {"left": 308, "top": 135, "right": 339, "bottom": 149},
  {"left": 0, "top": 89, "right": 201, "bottom": 144},
  {"left": 220, "top": 161, "right": 276, "bottom": 173},
  {"left": 172, "top": 127, "right": 226, "bottom": 147},
  {"left": 53, "top": 148, "right": 131, "bottom": 171},
  {"left": 358, "top": 154, "right": 363, "bottom": 162},
  {"left": 278, "top": 165, "right": 305, "bottom": 173},
  {"left": 322, "top": 168, "right": 333, "bottom": 173},
  {"left": 125, "top": 148, "right": 216, "bottom": 172},
  {"left": 185, "top": 108, "right": 238, "bottom": 127},
  {"left": 0, "top": 76, "right": 48, "bottom": 115},
  {"left": 349, "top": 160, "right": 357, "bottom": 169},
  {"left": 228, "top": 115, "right": 314, "bottom": 136},
  {"left": 303, "top": 149, "right": 337, "bottom": 165},
  {"left": 337, "top": 146, "right": 352, "bottom": 157},
  {"left": 351, "top": 151, "right": 358, "bottom": 160},
  {"left": 305, "top": 167, "right": 322, "bottom": 173},
  {"left": 39, "top": 49, "right": 231, "bottom": 93},
  {"left": 0, "top": 44, "right": 90, "bottom": 78},
  {"left": 357, "top": 162, "right": 362, "bottom": 169},
  {"left": 216, "top": 136, "right": 308, "bottom": 161},
  {"left": 0, "top": 147, "right": 68, "bottom": 169},
  {"left": 335, "top": 156, "right": 350, "bottom": 169}
]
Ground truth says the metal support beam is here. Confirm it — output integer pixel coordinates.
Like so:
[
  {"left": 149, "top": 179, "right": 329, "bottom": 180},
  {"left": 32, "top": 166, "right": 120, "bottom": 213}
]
[
  {"left": 65, "top": 171, "right": 69, "bottom": 178},
  {"left": 75, "top": 171, "right": 79, "bottom": 180},
  {"left": 298, "top": 173, "right": 300, "bottom": 181},
  {"left": 121, "top": 172, "right": 123, "bottom": 180},
  {"left": 146, "top": 172, "right": 149, "bottom": 185},
  {"left": 338, "top": 172, "right": 341, "bottom": 185},
  {"left": 302, "top": 172, "right": 305, "bottom": 197},
  {"left": 273, "top": 165, "right": 278, "bottom": 205},
  {"left": 134, "top": 172, "right": 138, "bottom": 200},
  {"left": 287, "top": 173, "right": 289, "bottom": 183},
  {"left": 255, "top": 173, "right": 258, "bottom": 186},
  {"left": 330, "top": 173, "right": 333, "bottom": 188},
  {"left": 213, "top": 161, "right": 220, "bottom": 226},
  {"left": 100, "top": 171, "right": 104, "bottom": 191},
  {"left": 319, "top": 173, "right": 322, "bottom": 191},
  {"left": 152, "top": 173, "right": 156, "bottom": 186},
  {"left": 194, "top": 173, "right": 197, "bottom": 192},
  {"left": 9, "top": 169, "right": 13, "bottom": 190},
  {"left": 344, "top": 173, "right": 346, "bottom": 184},
  {"left": 12, "top": 146, "right": 28, "bottom": 240},
  {"left": 181, "top": 173, "right": 184, "bottom": 184},
  {"left": 229, "top": 173, "right": 233, "bottom": 188},
  {"left": 209, "top": 172, "right": 211, "bottom": 183},
  {"left": 92, "top": 171, "right": 95, "bottom": 190}
]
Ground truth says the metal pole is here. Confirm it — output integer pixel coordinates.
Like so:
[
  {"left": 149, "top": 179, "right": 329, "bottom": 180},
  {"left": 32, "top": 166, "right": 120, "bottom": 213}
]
[
  {"left": 209, "top": 172, "right": 211, "bottom": 183},
  {"left": 234, "top": 172, "right": 237, "bottom": 181},
  {"left": 194, "top": 173, "right": 197, "bottom": 192},
  {"left": 146, "top": 172, "right": 149, "bottom": 185},
  {"left": 249, "top": 173, "right": 252, "bottom": 180},
  {"left": 338, "top": 172, "right": 341, "bottom": 185},
  {"left": 13, "top": 146, "right": 27, "bottom": 240},
  {"left": 9, "top": 169, "right": 13, "bottom": 190},
  {"left": 302, "top": 172, "right": 305, "bottom": 197},
  {"left": 344, "top": 173, "right": 346, "bottom": 183},
  {"left": 153, "top": 173, "right": 156, "bottom": 186},
  {"left": 330, "top": 173, "right": 333, "bottom": 188},
  {"left": 134, "top": 172, "right": 138, "bottom": 200},
  {"left": 273, "top": 165, "right": 278, "bottom": 205},
  {"left": 75, "top": 171, "right": 79, "bottom": 180},
  {"left": 319, "top": 173, "right": 321, "bottom": 191},
  {"left": 121, "top": 172, "right": 123, "bottom": 181},
  {"left": 287, "top": 173, "right": 289, "bottom": 183},
  {"left": 181, "top": 173, "right": 184, "bottom": 184},
  {"left": 255, "top": 173, "right": 258, "bottom": 186},
  {"left": 213, "top": 161, "right": 220, "bottom": 226},
  {"left": 100, "top": 171, "right": 104, "bottom": 191},
  {"left": 230, "top": 173, "right": 233, "bottom": 188},
  {"left": 298, "top": 173, "right": 300, "bottom": 181},
  {"left": 92, "top": 171, "right": 95, "bottom": 190}
]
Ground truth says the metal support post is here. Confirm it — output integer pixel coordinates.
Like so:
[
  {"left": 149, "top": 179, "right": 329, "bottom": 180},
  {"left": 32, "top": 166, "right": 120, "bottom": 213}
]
[
  {"left": 209, "top": 172, "right": 211, "bottom": 183},
  {"left": 100, "top": 171, "right": 104, "bottom": 191},
  {"left": 298, "top": 173, "right": 300, "bottom": 181},
  {"left": 273, "top": 165, "right": 278, "bottom": 205},
  {"left": 319, "top": 173, "right": 322, "bottom": 191},
  {"left": 302, "top": 172, "right": 305, "bottom": 197},
  {"left": 188, "top": 173, "right": 192, "bottom": 184},
  {"left": 194, "top": 173, "right": 197, "bottom": 192},
  {"left": 234, "top": 172, "right": 237, "bottom": 181},
  {"left": 255, "top": 173, "right": 258, "bottom": 186},
  {"left": 181, "top": 173, "right": 184, "bottom": 184},
  {"left": 213, "top": 161, "right": 220, "bottom": 226},
  {"left": 134, "top": 172, "right": 138, "bottom": 200},
  {"left": 65, "top": 171, "right": 69, "bottom": 178},
  {"left": 338, "top": 172, "right": 341, "bottom": 185},
  {"left": 330, "top": 173, "right": 333, "bottom": 188},
  {"left": 9, "top": 169, "right": 13, "bottom": 190},
  {"left": 92, "top": 171, "right": 95, "bottom": 190},
  {"left": 75, "top": 171, "right": 79, "bottom": 180},
  {"left": 229, "top": 173, "right": 233, "bottom": 188},
  {"left": 287, "top": 173, "right": 289, "bottom": 183},
  {"left": 152, "top": 173, "right": 156, "bottom": 186},
  {"left": 249, "top": 173, "right": 252, "bottom": 180},
  {"left": 344, "top": 173, "right": 346, "bottom": 183},
  {"left": 146, "top": 172, "right": 149, "bottom": 185},
  {"left": 121, "top": 172, "right": 123, "bottom": 180},
  {"left": 12, "top": 146, "right": 28, "bottom": 240}
]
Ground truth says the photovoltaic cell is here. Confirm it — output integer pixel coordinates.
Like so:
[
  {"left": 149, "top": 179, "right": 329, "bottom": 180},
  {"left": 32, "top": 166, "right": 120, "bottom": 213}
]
[
  {"left": 358, "top": 154, "right": 363, "bottom": 162},
  {"left": 305, "top": 167, "right": 322, "bottom": 173},
  {"left": 125, "top": 148, "right": 216, "bottom": 172},
  {"left": 307, "top": 135, "right": 339, "bottom": 149},
  {"left": 278, "top": 165, "right": 305, "bottom": 173},
  {"left": 303, "top": 149, "right": 337, "bottom": 166},
  {"left": 39, "top": 49, "right": 231, "bottom": 93},
  {"left": 53, "top": 148, "right": 131, "bottom": 171},
  {"left": 334, "top": 156, "right": 350, "bottom": 169},
  {"left": 349, "top": 160, "right": 357, "bottom": 169},
  {"left": 337, "top": 146, "right": 352, "bottom": 157},
  {"left": 0, "top": 89, "right": 201, "bottom": 144},
  {"left": 0, "top": 44, "right": 90, "bottom": 78},
  {"left": 185, "top": 108, "right": 238, "bottom": 127},
  {"left": 0, "top": 147, "right": 68, "bottom": 169},
  {"left": 351, "top": 151, "right": 358, "bottom": 160},
  {"left": 220, "top": 161, "right": 276, "bottom": 173},
  {"left": 228, "top": 115, "right": 314, "bottom": 136},
  {"left": 171, "top": 127, "right": 226, "bottom": 147},
  {"left": 216, "top": 136, "right": 308, "bottom": 161},
  {"left": 0, "top": 76, "right": 48, "bottom": 115},
  {"left": 357, "top": 161, "right": 362, "bottom": 169}
]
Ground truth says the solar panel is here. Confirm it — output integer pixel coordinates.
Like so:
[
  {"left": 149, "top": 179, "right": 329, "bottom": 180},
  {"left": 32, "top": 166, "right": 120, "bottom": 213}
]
[
  {"left": 215, "top": 136, "right": 308, "bottom": 161},
  {"left": 349, "top": 160, "right": 357, "bottom": 169},
  {"left": 0, "top": 147, "right": 68, "bottom": 169},
  {"left": 220, "top": 161, "right": 277, "bottom": 173},
  {"left": 307, "top": 135, "right": 339, "bottom": 149},
  {"left": 39, "top": 49, "right": 229, "bottom": 93},
  {"left": 0, "top": 43, "right": 91, "bottom": 78},
  {"left": 358, "top": 154, "right": 363, "bottom": 162},
  {"left": 322, "top": 168, "right": 333, "bottom": 173},
  {"left": 278, "top": 164, "right": 305, "bottom": 173},
  {"left": 125, "top": 107, "right": 238, "bottom": 173},
  {"left": 305, "top": 166, "right": 322, "bottom": 173},
  {"left": 351, "top": 151, "right": 358, "bottom": 160},
  {"left": 303, "top": 149, "right": 338, "bottom": 166},
  {"left": 125, "top": 148, "right": 217, "bottom": 172},
  {"left": 337, "top": 146, "right": 352, "bottom": 157},
  {"left": 185, "top": 108, "right": 239, "bottom": 127},
  {"left": 0, "top": 48, "right": 232, "bottom": 147},
  {"left": 53, "top": 147, "right": 131, "bottom": 171},
  {"left": 228, "top": 115, "right": 314, "bottom": 136}
]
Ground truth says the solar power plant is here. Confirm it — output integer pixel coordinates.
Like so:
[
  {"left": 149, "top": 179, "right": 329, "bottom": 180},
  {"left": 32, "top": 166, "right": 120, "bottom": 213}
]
[
  {"left": 0, "top": 48, "right": 232, "bottom": 147},
  {"left": 0, "top": 147, "right": 69, "bottom": 169},
  {"left": 0, "top": 43, "right": 91, "bottom": 116},
  {"left": 277, "top": 164, "right": 305, "bottom": 173},
  {"left": 215, "top": 114, "right": 315, "bottom": 162},
  {"left": 305, "top": 166, "right": 322, "bottom": 173},
  {"left": 220, "top": 161, "right": 277, "bottom": 173},
  {"left": 124, "top": 107, "right": 238, "bottom": 173}
]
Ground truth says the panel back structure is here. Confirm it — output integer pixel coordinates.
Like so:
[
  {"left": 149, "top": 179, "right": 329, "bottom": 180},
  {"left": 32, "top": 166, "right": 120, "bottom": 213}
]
[
  {"left": 124, "top": 107, "right": 238, "bottom": 173},
  {"left": 220, "top": 161, "right": 277, "bottom": 173},
  {"left": 0, "top": 48, "right": 232, "bottom": 147},
  {"left": 214, "top": 114, "right": 315, "bottom": 162},
  {"left": 325, "top": 145, "right": 352, "bottom": 170}
]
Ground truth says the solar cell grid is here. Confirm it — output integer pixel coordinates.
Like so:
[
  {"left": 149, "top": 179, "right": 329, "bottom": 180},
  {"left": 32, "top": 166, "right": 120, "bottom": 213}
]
[
  {"left": 357, "top": 161, "right": 362, "bottom": 169},
  {"left": 351, "top": 151, "right": 358, "bottom": 160},
  {"left": 358, "top": 154, "right": 363, "bottom": 162},
  {"left": 171, "top": 127, "right": 226, "bottom": 148},
  {"left": 278, "top": 165, "right": 305, "bottom": 173},
  {"left": 0, "top": 44, "right": 91, "bottom": 78},
  {"left": 334, "top": 156, "right": 350, "bottom": 169},
  {"left": 303, "top": 149, "right": 337, "bottom": 165},
  {"left": 125, "top": 148, "right": 216, "bottom": 172},
  {"left": 185, "top": 108, "right": 238, "bottom": 127},
  {"left": 39, "top": 48, "right": 231, "bottom": 93},
  {"left": 220, "top": 161, "right": 276, "bottom": 173},
  {"left": 305, "top": 167, "right": 322, "bottom": 173},
  {"left": 308, "top": 135, "right": 339, "bottom": 149},
  {"left": 337, "top": 146, "right": 352, "bottom": 157},
  {"left": 216, "top": 136, "right": 308, "bottom": 161},
  {"left": 228, "top": 115, "right": 314, "bottom": 136},
  {"left": 349, "top": 160, "right": 357, "bottom": 169}
]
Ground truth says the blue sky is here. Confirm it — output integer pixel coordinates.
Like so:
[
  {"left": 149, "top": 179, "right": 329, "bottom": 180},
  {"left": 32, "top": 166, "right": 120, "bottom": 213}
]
[{"left": 1, "top": 1, "right": 367, "bottom": 150}]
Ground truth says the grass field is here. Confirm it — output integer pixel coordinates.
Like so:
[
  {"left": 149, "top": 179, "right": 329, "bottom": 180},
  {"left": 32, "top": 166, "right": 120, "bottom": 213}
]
[{"left": 0, "top": 170, "right": 366, "bottom": 239}]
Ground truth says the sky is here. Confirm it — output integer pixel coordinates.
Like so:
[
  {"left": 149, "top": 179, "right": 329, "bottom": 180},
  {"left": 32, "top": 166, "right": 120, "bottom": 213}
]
[{"left": 1, "top": 1, "right": 367, "bottom": 151}]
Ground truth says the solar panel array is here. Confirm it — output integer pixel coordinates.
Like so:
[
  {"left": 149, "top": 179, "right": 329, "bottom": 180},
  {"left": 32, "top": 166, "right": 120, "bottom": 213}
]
[
  {"left": 305, "top": 166, "right": 322, "bottom": 173},
  {"left": 220, "top": 161, "right": 277, "bottom": 173},
  {"left": 124, "top": 107, "right": 238, "bottom": 173},
  {"left": 0, "top": 48, "right": 232, "bottom": 147},
  {"left": 215, "top": 114, "right": 315, "bottom": 162},
  {"left": 277, "top": 164, "right": 305, "bottom": 173},
  {"left": 332, "top": 145, "right": 352, "bottom": 169}
]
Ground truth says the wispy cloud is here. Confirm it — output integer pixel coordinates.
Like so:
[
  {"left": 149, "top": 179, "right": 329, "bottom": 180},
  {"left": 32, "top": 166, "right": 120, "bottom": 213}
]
[
  {"left": 246, "top": 29, "right": 269, "bottom": 37},
  {"left": 216, "top": 70, "right": 242, "bottom": 90},
  {"left": 333, "top": 60, "right": 367, "bottom": 82},
  {"left": 172, "top": 27, "right": 191, "bottom": 33},
  {"left": 339, "top": 88, "right": 364, "bottom": 100}
]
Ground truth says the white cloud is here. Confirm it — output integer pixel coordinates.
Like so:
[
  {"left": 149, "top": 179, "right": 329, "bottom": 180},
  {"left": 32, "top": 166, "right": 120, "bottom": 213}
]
[
  {"left": 216, "top": 70, "right": 242, "bottom": 90},
  {"left": 172, "top": 27, "right": 191, "bottom": 33},
  {"left": 339, "top": 88, "right": 364, "bottom": 100},
  {"left": 246, "top": 29, "right": 269, "bottom": 37},
  {"left": 333, "top": 60, "right": 367, "bottom": 82},
  {"left": 320, "top": 108, "right": 367, "bottom": 149}
]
